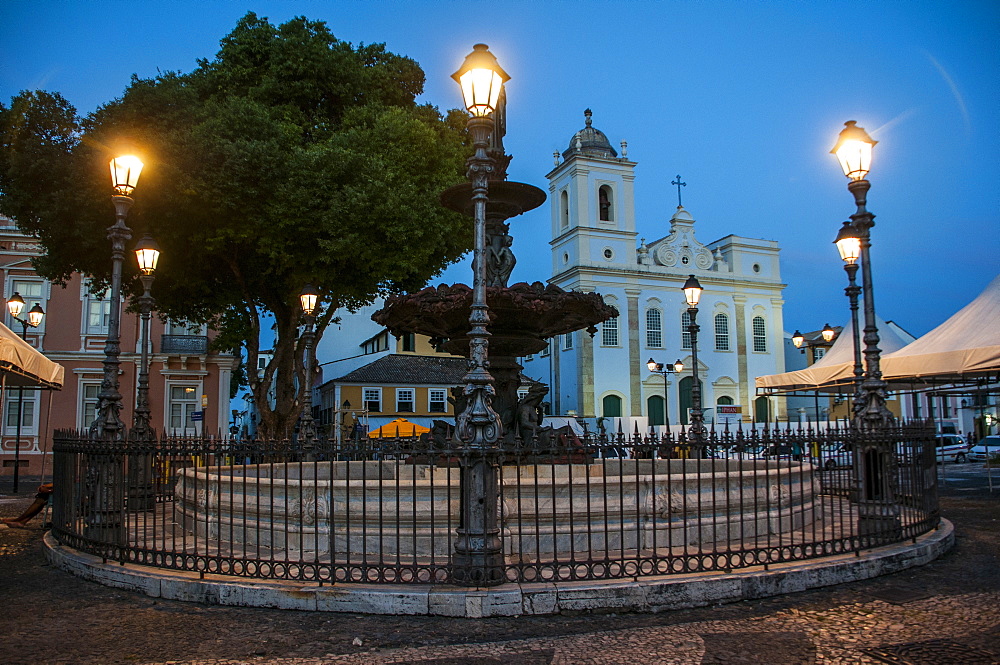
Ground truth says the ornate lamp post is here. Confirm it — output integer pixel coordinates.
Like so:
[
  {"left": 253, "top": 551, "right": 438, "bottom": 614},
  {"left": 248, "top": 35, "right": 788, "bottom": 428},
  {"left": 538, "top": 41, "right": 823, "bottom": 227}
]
[
  {"left": 832, "top": 122, "right": 899, "bottom": 538},
  {"left": 834, "top": 220, "right": 866, "bottom": 412},
  {"left": 132, "top": 234, "right": 160, "bottom": 437},
  {"left": 450, "top": 44, "right": 508, "bottom": 586},
  {"left": 681, "top": 275, "right": 705, "bottom": 444},
  {"left": 831, "top": 122, "right": 893, "bottom": 429},
  {"left": 91, "top": 155, "right": 143, "bottom": 440},
  {"left": 646, "top": 357, "right": 684, "bottom": 429},
  {"left": 125, "top": 234, "right": 160, "bottom": 511},
  {"left": 6, "top": 294, "right": 44, "bottom": 494},
  {"left": 298, "top": 284, "right": 319, "bottom": 458}
]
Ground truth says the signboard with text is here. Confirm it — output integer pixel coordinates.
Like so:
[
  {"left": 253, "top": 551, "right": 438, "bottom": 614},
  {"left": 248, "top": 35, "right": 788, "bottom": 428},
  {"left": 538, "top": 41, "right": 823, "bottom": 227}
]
[{"left": 717, "top": 405, "right": 743, "bottom": 424}]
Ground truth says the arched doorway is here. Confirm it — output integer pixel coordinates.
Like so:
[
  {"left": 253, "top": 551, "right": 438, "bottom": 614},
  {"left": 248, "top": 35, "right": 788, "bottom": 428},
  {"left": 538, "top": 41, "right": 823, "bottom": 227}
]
[
  {"left": 754, "top": 396, "right": 771, "bottom": 423},
  {"left": 647, "top": 395, "right": 665, "bottom": 426},
  {"left": 679, "top": 376, "right": 693, "bottom": 425},
  {"left": 602, "top": 394, "right": 623, "bottom": 418}
]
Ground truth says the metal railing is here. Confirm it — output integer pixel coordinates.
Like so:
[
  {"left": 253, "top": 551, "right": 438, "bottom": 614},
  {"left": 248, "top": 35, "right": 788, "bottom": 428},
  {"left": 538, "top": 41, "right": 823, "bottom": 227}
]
[{"left": 50, "top": 421, "right": 938, "bottom": 585}]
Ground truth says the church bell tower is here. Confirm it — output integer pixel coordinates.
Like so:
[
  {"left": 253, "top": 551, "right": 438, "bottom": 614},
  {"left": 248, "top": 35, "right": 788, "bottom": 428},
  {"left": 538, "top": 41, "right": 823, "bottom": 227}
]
[{"left": 546, "top": 109, "right": 638, "bottom": 289}]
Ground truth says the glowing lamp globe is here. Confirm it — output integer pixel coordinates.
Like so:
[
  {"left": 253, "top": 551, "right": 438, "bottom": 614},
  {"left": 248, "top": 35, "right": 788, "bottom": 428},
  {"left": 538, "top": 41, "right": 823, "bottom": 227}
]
[{"left": 452, "top": 44, "right": 509, "bottom": 117}]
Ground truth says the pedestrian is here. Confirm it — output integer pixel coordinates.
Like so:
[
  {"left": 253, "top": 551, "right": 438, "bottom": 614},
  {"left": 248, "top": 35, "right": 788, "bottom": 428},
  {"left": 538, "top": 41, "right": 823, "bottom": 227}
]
[{"left": 2, "top": 482, "right": 53, "bottom": 528}]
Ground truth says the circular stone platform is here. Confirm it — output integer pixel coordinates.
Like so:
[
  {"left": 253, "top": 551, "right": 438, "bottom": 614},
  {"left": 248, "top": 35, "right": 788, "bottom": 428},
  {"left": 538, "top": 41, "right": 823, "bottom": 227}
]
[{"left": 42, "top": 519, "right": 953, "bottom": 618}]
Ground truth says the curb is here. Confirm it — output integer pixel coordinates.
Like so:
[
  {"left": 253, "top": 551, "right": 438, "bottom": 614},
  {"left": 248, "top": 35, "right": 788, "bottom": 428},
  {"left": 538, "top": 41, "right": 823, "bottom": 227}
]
[{"left": 43, "top": 520, "right": 954, "bottom": 617}]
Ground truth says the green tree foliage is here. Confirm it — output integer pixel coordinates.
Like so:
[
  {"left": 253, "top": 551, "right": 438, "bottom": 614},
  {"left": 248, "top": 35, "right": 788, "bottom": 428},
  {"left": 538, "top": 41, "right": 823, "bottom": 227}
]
[{"left": 0, "top": 13, "right": 471, "bottom": 436}]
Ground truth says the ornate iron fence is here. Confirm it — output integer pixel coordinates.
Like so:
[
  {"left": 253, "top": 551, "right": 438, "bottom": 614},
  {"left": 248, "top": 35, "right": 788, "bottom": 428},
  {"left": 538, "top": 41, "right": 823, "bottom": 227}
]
[{"left": 51, "top": 421, "right": 938, "bottom": 585}]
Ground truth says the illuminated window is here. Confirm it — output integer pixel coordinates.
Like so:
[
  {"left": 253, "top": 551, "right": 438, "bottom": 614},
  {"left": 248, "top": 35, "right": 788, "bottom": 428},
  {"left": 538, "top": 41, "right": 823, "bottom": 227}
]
[{"left": 168, "top": 385, "right": 199, "bottom": 434}]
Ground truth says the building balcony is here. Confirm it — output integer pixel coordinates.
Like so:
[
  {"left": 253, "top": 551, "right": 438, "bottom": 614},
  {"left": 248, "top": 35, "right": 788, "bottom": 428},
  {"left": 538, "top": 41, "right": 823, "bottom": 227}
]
[{"left": 161, "top": 335, "right": 208, "bottom": 355}]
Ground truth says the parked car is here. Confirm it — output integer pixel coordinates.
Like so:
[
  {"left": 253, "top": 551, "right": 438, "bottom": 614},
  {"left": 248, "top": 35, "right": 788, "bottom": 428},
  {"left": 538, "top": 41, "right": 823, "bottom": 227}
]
[
  {"left": 935, "top": 434, "right": 971, "bottom": 464},
  {"left": 967, "top": 436, "right": 1000, "bottom": 464},
  {"left": 821, "top": 445, "right": 852, "bottom": 470}
]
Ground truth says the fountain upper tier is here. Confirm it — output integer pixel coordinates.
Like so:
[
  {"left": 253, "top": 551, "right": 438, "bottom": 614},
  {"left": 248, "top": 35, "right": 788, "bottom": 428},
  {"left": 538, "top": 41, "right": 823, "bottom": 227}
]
[{"left": 373, "top": 281, "right": 617, "bottom": 358}]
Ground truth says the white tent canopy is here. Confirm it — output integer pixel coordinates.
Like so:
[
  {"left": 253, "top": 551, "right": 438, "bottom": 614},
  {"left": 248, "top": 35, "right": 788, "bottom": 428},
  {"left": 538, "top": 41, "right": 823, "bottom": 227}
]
[
  {"left": 880, "top": 273, "right": 1000, "bottom": 382},
  {"left": 0, "top": 321, "right": 64, "bottom": 388},
  {"left": 756, "top": 316, "right": 914, "bottom": 394}
]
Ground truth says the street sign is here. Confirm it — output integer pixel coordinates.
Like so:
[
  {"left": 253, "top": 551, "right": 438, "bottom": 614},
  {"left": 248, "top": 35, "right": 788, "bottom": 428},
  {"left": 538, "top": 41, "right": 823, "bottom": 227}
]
[{"left": 190, "top": 411, "right": 204, "bottom": 422}]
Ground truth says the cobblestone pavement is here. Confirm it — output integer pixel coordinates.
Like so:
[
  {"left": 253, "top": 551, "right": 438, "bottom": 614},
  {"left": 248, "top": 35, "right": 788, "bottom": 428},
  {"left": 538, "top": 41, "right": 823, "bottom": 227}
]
[{"left": 1, "top": 473, "right": 998, "bottom": 665}]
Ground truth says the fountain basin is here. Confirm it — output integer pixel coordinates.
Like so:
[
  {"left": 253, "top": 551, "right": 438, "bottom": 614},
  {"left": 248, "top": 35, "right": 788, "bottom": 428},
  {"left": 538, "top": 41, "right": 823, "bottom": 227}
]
[{"left": 174, "top": 459, "right": 816, "bottom": 561}]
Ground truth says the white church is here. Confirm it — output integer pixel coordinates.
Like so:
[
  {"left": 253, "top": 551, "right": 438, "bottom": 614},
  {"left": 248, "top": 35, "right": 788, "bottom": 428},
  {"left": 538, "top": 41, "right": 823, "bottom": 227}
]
[{"left": 520, "top": 110, "right": 789, "bottom": 427}]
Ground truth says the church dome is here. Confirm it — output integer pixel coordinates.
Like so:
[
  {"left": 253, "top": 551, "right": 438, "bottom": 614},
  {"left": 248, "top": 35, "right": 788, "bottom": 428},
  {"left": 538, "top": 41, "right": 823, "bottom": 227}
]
[
  {"left": 671, "top": 206, "right": 694, "bottom": 223},
  {"left": 563, "top": 109, "right": 618, "bottom": 159}
]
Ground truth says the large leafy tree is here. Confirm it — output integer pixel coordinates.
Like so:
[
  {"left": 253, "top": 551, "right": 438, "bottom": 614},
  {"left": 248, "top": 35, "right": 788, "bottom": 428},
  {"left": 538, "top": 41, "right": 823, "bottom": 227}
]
[{"left": 0, "top": 13, "right": 471, "bottom": 436}]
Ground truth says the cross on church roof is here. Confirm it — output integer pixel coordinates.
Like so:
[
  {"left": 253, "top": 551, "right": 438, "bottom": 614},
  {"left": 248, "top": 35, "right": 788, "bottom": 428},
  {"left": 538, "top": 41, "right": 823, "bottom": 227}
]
[{"left": 671, "top": 175, "right": 687, "bottom": 207}]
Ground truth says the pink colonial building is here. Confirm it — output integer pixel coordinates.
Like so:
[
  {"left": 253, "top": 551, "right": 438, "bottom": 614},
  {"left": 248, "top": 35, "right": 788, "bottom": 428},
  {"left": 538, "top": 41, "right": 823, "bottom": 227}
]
[{"left": 0, "top": 216, "right": 237, "bottom": 479}]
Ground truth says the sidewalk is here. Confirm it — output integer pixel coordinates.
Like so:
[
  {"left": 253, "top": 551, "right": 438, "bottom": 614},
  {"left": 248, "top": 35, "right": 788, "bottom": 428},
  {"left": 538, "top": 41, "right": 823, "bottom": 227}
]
[{"left": 1, "top": 473, "right": 998, "bottom": 665}]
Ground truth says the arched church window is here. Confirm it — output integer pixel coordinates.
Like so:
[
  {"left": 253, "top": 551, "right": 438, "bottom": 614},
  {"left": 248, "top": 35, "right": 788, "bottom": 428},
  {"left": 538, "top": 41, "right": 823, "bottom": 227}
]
[
  {"left": 598, "top": 185, "right": 614, "bottom": 222},
  {"left": 646, "top": 309, "right": 662, "bottom": 348},
  {"left": 714, "top": 313, "right": 730, "bottom": 351},
  {"left": 560, "top": 190, "right": 569, "bottom": 229},
  {"left": 752, "top": 316, "right": 767, "bottom": 352},
  {"left": 717, "top": 396, "right": 734, "bottom": 406}
]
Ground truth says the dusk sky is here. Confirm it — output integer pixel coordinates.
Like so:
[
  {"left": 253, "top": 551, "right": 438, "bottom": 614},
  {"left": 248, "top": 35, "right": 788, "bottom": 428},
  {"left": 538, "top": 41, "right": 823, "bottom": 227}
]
[{"left": 2, "top": 1, "right": 997, "bottom": 339}]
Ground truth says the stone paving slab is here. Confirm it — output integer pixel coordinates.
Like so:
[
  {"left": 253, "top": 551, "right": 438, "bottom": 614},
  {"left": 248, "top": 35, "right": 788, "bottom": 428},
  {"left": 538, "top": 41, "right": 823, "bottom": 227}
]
[{"left": 131, "top": 591, "right": 1000, "bottom": 664}]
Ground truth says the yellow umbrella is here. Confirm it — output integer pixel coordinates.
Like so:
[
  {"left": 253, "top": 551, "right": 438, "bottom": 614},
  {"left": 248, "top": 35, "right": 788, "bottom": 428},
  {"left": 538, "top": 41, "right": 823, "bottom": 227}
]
[{"left": 367, "top": 417, "right": 431, "bottom": 438}]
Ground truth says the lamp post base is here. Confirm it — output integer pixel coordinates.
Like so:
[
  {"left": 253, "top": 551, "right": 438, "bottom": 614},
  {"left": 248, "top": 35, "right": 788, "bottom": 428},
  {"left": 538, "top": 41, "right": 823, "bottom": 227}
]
[{"left": 452, "top": 456, "right": 505, "bottom": 587}]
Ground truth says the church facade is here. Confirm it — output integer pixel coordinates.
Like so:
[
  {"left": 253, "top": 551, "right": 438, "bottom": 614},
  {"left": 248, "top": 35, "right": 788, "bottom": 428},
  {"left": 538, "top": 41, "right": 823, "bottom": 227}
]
[{"left": 520, "top": 111, "right": 788, "bottom": 427}]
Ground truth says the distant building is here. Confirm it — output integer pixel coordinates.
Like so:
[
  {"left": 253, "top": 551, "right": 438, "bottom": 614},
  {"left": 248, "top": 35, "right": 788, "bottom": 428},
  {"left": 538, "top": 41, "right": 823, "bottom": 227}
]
[
  {"left": 520, "top": 111, "right": 788, "bottom": 427},
  {"left": 0, "top": 217, "right": 237, "bottom": 477},
  {"left": 314, "top": 302, "right": 463, "bottom": 438}
]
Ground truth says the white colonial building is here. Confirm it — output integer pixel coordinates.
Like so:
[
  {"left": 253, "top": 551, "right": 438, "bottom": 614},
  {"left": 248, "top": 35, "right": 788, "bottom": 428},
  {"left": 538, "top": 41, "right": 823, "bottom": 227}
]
[{"left": 521, "top": 111, "right": 788, "bottom": 427}]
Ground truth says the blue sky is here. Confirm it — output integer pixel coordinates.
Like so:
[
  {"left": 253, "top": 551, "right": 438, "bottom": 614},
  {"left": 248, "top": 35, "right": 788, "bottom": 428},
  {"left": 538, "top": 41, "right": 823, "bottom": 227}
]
[{"left": 2, "top": 0, "right": 997, "bottom": 337}]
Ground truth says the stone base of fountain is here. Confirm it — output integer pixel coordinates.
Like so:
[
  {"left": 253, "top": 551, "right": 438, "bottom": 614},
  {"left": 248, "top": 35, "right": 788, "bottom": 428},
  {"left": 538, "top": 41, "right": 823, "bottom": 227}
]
[{"left": 174, "top": 459, "right": 816, "bottom": 560}]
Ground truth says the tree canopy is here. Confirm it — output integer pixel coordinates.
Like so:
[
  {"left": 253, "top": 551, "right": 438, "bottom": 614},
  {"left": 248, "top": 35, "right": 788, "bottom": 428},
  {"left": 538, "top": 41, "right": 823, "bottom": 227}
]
[{"left": 0, "top": 13, "right": 471, "bottom": 436}]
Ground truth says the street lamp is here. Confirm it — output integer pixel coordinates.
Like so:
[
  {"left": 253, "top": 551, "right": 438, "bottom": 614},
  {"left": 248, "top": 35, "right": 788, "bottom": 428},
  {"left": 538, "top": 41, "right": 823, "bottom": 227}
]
[
  {"left": 6, "top": 293, "right": 44, "bottom": 494},
  {"left": 831, "top": 122, "right": 892, "bottom": 428},
  {"left": 132, "top": 234, "right": 160, "bottom": 437},
  {"left": 681, "top": 274, "right": 705, "bottom": 443},
  {"left": 91, "top": 155, "right": 144, "bottom": 440},
  {"left": 298, "top": 283, "right": 319, "bottom": 455},
  {"left": 791, "top": 330, "right": 805, "bottom": 351},
  {"left": 450, "top": 44, "right": 507, "bottom": 586},
  {"left": 832, "top": 121, "right": 899, "bottom": 539},
  {"left": 646, "top": 357, "right": 684, "bottom": 430},
  {"left": 821, "top": 324, "right": 836, "bottom": 343},
  {"left": 834, "top": 221, "right": 865, "bottom": 400}
]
